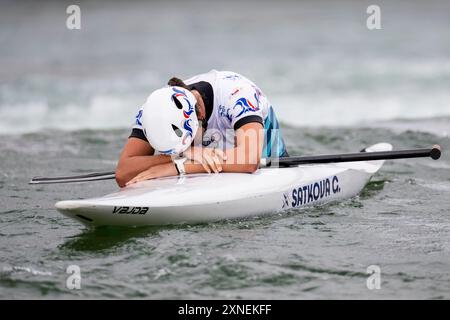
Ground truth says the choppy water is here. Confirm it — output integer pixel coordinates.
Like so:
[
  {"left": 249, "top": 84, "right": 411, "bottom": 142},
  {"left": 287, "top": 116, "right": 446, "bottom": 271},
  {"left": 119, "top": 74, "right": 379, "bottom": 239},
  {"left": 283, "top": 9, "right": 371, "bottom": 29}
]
[
  {"left": 1, "top": 127, "right": 449, "bottom": 299},
  {"left": 1, "top": 0, "right": 449, "bottom": 299}
]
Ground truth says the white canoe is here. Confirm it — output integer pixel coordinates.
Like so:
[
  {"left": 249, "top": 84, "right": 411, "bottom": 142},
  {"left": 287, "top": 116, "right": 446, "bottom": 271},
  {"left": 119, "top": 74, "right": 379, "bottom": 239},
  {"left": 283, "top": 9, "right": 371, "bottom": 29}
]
[{"left": 55, "top": 143, "right": 392, "bottom": 227}]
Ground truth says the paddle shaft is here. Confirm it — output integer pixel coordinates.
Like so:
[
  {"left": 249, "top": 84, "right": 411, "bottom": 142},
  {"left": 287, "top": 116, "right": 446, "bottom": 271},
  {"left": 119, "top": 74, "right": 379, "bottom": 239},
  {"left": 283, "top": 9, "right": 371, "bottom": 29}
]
[
  {"left": 29, "top": 145, "right": 441, "bottom": 184},
  {"left": 29, "top": 171, "right": 116, "bottom": 184},
  {"left": 265, "top": 145, "right": 442, "bottom": 167}
]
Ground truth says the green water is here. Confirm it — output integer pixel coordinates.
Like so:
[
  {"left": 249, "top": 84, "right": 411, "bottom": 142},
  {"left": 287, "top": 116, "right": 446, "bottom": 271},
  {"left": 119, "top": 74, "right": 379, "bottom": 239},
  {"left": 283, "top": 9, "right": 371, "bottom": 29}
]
[{"left": 1, "top": 126, "right": 449, "bottom": 299}]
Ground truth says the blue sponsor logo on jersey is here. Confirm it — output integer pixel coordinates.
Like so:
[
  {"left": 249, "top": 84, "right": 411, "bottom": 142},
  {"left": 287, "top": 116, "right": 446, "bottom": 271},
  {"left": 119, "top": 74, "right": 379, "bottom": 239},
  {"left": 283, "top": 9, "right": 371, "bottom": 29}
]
[
  {"left": 289, "top": 176, "right": 341, "bottom": 208},
  {"left": 135, "top": 109, "right": 143, "bottom": 126},
  {"left": 218, "top": 105, "right": 233, "bottom": 122},
  {"left": 223, "top": 74, "right": 241, "bottom": 80},
  {"left": 233, "top": 96, "right": 260, "bottom": 117}
]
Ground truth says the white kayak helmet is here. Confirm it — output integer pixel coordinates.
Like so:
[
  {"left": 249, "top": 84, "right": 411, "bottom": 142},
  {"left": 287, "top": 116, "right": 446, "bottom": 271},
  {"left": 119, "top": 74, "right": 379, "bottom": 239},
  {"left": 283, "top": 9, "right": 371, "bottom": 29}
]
[{"left": 141, "top": 86, "right": 199, "bottom": 155}]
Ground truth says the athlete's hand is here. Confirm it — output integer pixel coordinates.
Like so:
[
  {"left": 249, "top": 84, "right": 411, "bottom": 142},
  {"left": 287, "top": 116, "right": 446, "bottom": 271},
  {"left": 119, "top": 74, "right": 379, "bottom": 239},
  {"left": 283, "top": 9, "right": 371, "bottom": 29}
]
[
  {"left": 125, "top": 163, "right": 177, "bottom": 186},
  {"left": 183, "top": 146, "right": 227, "bottom": 174}
]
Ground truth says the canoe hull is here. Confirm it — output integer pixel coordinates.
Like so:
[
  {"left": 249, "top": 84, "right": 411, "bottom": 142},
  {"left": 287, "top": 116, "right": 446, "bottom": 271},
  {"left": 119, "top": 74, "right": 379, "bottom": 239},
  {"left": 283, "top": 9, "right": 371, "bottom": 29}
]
[{"left": 55, "top": 143, "right": 392, "bottom": 227}]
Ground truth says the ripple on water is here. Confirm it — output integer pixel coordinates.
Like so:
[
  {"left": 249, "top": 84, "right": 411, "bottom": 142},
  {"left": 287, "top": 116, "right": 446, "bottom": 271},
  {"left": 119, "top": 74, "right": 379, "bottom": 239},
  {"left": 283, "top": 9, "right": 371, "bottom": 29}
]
[
  {"left": 0, "top": 266, "right": 67, "bottom": 298},
  {"left": 281, "top": 263, "right": 368, "bottom": 278}
]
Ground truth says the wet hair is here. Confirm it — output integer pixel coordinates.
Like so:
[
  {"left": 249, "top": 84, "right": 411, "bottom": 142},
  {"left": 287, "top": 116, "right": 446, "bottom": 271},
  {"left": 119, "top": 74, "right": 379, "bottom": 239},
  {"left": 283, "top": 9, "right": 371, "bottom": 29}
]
[{"left": 167, "top": 77, "right": 189, "bottom": 89}]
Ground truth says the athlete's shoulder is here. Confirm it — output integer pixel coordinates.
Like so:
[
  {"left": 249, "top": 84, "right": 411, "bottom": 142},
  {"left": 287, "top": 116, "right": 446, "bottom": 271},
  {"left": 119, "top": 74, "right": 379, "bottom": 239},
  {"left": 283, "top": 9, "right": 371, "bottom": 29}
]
[
  {"left": 216, "top": 70, "right": 247, "bottom": 82},
  {"left": 184, "top": 69, "right": 220, "bottom": 85}
]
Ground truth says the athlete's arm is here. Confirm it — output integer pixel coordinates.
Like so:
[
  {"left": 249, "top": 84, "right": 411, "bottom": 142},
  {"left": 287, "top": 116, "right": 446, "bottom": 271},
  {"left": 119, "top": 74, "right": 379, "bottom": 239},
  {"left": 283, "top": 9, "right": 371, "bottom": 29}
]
[
  {"left": 125, "top": 122, "right": 264, "bottom": 185},
  {"left": 115, "top": 137, "right": 172, "bottom": 187},
  {"left": 186, "top": 122, "right": 263, "bottom": 174}
]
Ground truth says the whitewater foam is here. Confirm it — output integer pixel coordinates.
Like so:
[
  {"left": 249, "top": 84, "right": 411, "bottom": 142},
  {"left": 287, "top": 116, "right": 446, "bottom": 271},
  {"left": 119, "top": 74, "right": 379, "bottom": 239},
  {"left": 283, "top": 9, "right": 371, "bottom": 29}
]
[
  {"left": 0, "top": 96, "right": 139, "bottom": 134},
  {"left": 272, "top": 91, "right": 450, "bottom": 132},
  {"left": 0, "top": 91, "right": 449, "bottom": 136}
]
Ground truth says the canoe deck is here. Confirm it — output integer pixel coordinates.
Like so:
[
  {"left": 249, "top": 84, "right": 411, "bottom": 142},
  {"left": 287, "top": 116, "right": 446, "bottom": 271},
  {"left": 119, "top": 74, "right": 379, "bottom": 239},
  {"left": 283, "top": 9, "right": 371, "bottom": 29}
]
[{"left": 55, "top": 143, "right": 392, "bottom": 227}]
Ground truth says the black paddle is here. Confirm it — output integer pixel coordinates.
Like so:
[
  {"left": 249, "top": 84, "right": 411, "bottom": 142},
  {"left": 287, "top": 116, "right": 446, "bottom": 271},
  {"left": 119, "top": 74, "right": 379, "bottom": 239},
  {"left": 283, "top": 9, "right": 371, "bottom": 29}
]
[
  {"left": 263, "top": 144, "right": 442, "bottom": 167},
  {"left": 29, "top": 145, "right": 441, "bottom": 184},
  {"left": 29, "top": 171, "right": 116, "bottom": 184}
]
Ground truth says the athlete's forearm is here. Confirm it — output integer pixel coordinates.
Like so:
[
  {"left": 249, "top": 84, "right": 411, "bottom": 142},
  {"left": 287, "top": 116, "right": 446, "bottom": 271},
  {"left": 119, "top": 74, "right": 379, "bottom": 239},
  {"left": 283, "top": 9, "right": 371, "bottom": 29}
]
[
  {"left": 125, "top": 147, "right": 261, "bottom": 185},
  {"left": 115, "top": 155, "right": 171, "bottom": 187},
  {"left": 184, "top": 161, "right": 257, "bottom": 174},
  {"left": 185, "top": 146, "right": 260, "bottom": 174}
]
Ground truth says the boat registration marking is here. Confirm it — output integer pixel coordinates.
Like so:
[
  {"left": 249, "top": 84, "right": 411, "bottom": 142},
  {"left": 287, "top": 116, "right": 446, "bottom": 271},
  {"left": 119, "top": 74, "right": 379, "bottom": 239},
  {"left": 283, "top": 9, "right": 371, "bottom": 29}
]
[{"left": 287, "top": 175, "right": 341, "bottom": 208}]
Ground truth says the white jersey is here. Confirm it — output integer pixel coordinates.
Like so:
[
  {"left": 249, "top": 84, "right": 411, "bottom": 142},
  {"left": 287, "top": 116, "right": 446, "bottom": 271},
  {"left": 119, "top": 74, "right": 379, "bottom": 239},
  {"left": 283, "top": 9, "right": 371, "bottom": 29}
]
[
  {"left": 184, "top": 70, "right": 268, "bottom": 150},
  {"left": 131, "top": 70, "right": 287, "bottom": 157}
]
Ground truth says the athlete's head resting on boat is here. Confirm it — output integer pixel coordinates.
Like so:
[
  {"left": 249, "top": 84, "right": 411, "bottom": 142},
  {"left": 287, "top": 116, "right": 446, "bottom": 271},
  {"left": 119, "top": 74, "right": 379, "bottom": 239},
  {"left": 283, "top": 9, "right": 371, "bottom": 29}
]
[
  {"left": 140, "top": 82, "right": 199, "bottom": 155},
  {"left": 115, "top": 70, "right": 290, "bottom": 188}
]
